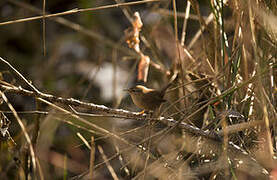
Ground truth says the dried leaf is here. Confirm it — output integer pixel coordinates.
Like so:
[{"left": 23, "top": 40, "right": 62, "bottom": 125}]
[
  {"left": 138, "top": 54, "right": 150, "bottom": 82},
  {"left": 124, "top": 12, "right": 143, "bottom": 53}
]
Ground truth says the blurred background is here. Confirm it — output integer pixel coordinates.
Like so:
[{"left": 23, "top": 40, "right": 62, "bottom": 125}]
[{"left": 0, "top": 0, "right": 276, "bottom": 179}]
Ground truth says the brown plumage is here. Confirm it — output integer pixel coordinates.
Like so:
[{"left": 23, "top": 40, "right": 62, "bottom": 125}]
[
  {"left": 126, "top": 85, "right": 166, "bottom": 111},
  {"left": 126, "top": 74, "right": 177, "bottom": 111}
]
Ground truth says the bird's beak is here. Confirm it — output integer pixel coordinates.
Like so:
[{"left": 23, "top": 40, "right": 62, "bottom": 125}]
[{"left": 123, "top": 88, "right": 130, "bottom": 92}]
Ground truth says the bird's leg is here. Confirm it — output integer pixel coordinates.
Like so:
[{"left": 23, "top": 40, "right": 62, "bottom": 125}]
[{"left": 138, "top": 110, "right": 153, "bottom": 117}]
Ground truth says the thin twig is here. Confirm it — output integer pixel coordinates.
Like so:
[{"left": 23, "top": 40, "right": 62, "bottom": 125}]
[
  {"left": 157, "top": 8, "right": 201, "bottom": 20},
  {"left": 98, "top": 145, "right": 119, "bottom": 180},
  {"left": 0, "top": 0, "right": 160, "bottom": 26},
  {"left": 42, "top": 0, "right": 46, "bottom": 56},
  {"left": 187, "top": 13, "right": 214, "bottom": 49},
  {"left": 77, "top": 132, "right": 91, "bottom": 149},
  {"left": 37, "top": 97, "right": 134, "bottom": 147},
  {"left": 181, "top": 1, "right": 191, "bottom": 46},
  {"left": 89, "top": 136, "right": 95, "bottom": 179},
  {"left": 172, "top": 0, "right": 187, "bottom": 108}
]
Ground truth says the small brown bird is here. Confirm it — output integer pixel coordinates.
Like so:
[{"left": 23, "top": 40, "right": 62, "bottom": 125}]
[
  {"left": 126, "top": 85, "right": 167, "bottom": 111},
  {"left": 126, "top": 74, "right": 177, "bottom": 111}
]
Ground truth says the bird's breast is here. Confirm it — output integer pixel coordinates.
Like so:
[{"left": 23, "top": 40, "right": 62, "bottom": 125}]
[{"left": 130, "top": 93, "right": 164, "bottom": 110}]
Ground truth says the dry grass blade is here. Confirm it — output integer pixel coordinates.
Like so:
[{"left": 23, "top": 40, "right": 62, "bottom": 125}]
[
  {"left": 0, "top": 91, "right": 40, "bottom": 178},
  {"left": 89, "top": 136, "right": 95, "bottom": 179},
  {"left": 36, "top": 97, "right": 134, "bottom": 147},
  {"left": 98, "top": 145, "right": 119, "bottom": 180},
  {"left": 248, "top": 0, "right": 274, "bottom": 162},
  {"left": 42, "top": 0, "right": 46, "bottom": 56},
  {"left": 181, "top": 1, "right": 191, "bottom": 46}
]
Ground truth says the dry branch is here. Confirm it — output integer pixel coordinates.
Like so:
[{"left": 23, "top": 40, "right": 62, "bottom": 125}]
[
  {"left": 0, "top": 56, "right": 270, "bottom": 178},
  {"left": 0, "top": 0, "right": 160, "bottom": 26},
  {"left": 0, "top": 56, "right": 268, "bottom": 141}
]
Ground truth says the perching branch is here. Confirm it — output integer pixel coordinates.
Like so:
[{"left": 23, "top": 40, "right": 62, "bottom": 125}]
[
  {"left": 0, "top": 56, "right": 267, "bottom": 142},
  {"left": 0, "top": 56, "right": 269, "bottom": 178},
  {"left": 0, "top": 79, "right": 220, "bottom": 141}
]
